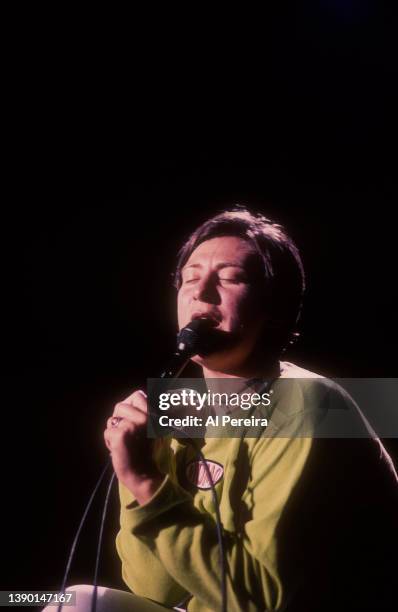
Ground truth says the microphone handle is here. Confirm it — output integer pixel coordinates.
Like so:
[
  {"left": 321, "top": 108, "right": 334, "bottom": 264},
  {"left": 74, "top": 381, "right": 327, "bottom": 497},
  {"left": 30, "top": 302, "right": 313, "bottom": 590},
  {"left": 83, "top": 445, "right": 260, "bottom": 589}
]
[
  {"left": 159, "top": 350, "right": 191, "bottom": 379},
  {"left": 160, "top": 317, "right": 216, "bottom": 379}
]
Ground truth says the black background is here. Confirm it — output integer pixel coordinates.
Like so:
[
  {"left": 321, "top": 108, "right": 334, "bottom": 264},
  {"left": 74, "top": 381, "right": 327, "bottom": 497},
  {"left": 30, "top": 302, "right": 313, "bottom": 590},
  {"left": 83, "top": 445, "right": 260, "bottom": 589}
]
[{"left": 2, "top": 1, "right": 397, "bottom": 601}]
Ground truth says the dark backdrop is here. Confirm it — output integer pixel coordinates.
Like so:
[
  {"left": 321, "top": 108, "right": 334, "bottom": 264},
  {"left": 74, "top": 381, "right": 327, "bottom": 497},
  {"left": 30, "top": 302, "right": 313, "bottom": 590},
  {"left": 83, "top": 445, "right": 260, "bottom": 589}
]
[{"left": 2, "top": 0, "right": 397, "bottom": 601}]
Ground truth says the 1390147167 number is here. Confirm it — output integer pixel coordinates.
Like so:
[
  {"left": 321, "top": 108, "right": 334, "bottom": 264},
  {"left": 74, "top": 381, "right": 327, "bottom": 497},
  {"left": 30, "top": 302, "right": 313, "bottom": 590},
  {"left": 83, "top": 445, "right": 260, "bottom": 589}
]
[{"left": 4, "top": 591, "right": 75, "bottom": 606}]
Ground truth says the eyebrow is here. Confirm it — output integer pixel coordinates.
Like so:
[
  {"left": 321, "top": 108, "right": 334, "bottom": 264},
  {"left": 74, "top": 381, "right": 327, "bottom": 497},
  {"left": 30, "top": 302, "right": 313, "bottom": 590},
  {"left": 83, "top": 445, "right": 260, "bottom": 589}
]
[{"left": 182, "top": 262, "right": 246, "bottom": 272}]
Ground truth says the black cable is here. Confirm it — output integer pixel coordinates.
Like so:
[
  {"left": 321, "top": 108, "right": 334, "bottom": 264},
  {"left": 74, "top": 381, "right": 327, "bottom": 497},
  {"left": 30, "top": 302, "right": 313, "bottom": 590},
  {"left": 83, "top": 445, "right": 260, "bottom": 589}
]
[
  {"left": 56, "top": 380, "right": 273, "bottom": 612},
  {"left": 149, "top": 377, "right": 274, "bottom": 612},
  {"left": 87, "top": 434, "right": 225, "bottom": 612},
  {"left": 93, "top": 425, "right": 227, "bottom": 612},
  {"left": 183, "top": 438, "right": 227, "bottom": 612},
  {"left": 51, "top": 429, "right": 224, "bottom": 612},
  {"left": 176, "top": 378, "right": 273, "bottom": 612},
  {"left": 90, "top": 471, "right": 117, "bottom": 612},
  {"left": 56, "top": 377, "right": 273, "bottom": 612},
  {"left": 56, "top": 460, "right": 112, "bottom": 612}
]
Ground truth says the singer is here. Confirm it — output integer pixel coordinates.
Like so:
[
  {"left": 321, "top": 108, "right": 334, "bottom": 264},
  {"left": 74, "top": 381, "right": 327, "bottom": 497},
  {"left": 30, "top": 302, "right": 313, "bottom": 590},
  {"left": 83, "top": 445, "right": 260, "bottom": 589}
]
[{"left": 47, "top": 208, "right": 398, "bottom": 611}]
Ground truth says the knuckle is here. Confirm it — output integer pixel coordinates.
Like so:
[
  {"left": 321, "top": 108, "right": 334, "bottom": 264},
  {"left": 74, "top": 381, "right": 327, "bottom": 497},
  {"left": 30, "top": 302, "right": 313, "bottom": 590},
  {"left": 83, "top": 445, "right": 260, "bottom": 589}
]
[
  {"left": 128, "top": 390, "right": 148, "bottom": 409},
  {"left": 131, "top": 389, "right": 146, "bottom": 400}
]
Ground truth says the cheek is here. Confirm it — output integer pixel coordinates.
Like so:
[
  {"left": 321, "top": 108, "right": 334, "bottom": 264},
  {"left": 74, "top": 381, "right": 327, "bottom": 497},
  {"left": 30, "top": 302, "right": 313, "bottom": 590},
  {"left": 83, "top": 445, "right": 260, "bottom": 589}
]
[
  {"left": 222, "top": 289, "right": 251, "bottom": 326},
  {"left": 223, "top": 288, "right": 263, "bottom": 329},
  {"left": 177, "top": 290, "right": 188, "bottom": 327}
]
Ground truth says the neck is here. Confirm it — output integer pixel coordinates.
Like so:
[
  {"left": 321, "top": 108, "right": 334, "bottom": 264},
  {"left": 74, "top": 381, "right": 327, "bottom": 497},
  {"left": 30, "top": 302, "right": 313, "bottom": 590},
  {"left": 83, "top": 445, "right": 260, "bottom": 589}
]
[{"left": 201, "top": 354, "right": 280, "bottom": 381}]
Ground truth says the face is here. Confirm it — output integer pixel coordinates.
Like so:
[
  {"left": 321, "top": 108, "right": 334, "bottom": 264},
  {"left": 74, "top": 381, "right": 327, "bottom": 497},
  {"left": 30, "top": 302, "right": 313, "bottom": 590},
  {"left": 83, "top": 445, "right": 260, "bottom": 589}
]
[{"left": 177, "top": 236, "right": 267, "bottom": 372}]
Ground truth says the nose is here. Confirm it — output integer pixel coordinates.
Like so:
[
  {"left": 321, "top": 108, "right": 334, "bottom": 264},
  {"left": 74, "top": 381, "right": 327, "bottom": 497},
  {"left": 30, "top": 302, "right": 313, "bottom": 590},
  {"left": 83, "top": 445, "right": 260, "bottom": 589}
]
[{"left": 193, "top": 273, "right": 220, "bottom": 304}]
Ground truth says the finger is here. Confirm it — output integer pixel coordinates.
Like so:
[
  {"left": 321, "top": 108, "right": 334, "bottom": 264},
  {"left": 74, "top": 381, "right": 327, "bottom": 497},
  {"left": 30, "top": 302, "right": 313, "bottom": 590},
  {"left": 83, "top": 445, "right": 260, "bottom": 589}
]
[
  {"left": 113, "top": 402, "right": 147, "bottom": 425},
  {"left": 103, "top": 429, "right": 112, "bottom": 451},
  {"left": 107, "top": 416, "right": 124, "bottom": 429},
  {"left": 105, "top": 419, "right": 138, "bottom": 450},
  {"left": 111, "top": 417, "right": 140, "bottom": 436},
  {"left": 121, "top": 389, "right": 148, "bottom": 413}
]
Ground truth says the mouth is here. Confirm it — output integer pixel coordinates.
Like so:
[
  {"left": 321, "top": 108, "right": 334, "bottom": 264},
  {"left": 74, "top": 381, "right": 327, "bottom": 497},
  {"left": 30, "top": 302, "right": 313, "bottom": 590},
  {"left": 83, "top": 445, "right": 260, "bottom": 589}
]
[{"left": 191, "top": 311, "right": 221, "bottom": 328}]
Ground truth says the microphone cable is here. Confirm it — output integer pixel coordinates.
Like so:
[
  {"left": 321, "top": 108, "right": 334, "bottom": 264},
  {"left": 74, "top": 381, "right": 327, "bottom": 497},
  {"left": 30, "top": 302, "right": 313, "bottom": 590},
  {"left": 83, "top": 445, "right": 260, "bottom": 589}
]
[
  {"left": 56, "top": 319, "right": 254, "bottom": 612},
  {"left": 174, "top": 435, "right": 227, "bottom": 612},
  {"left": 55, "top": 377, "right": 274, "bottom": 612},
  {"left": 90, "top": 470, "right": 117, "bottom": 612},
  {"left": 56, "top": 460, "right": 112, "bottom": 612},
  {"left": 55, "top": 433, "right": 226, "bottom": 612}
]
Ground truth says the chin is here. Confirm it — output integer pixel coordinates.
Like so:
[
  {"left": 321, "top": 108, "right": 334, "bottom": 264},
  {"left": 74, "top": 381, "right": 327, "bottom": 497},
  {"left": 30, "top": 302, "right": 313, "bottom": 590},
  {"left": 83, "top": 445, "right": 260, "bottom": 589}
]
[
  {"left": 191, "top": 348, "right": 246, "bottom": 373},
  {"left": 191, "top": 354, "right": 210, "bottom": 366}
]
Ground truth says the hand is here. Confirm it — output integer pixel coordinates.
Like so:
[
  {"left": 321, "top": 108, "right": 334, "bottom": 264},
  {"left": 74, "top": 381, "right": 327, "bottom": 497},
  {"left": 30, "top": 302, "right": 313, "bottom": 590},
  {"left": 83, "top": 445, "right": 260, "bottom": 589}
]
[{"left": 104, "top": 390, "right": 164, "bottom": 504}]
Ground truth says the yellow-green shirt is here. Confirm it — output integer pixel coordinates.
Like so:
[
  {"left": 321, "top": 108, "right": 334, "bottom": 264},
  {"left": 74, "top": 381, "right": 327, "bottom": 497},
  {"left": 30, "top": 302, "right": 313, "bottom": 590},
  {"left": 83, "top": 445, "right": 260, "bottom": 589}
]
[{"left": 115, "top": 362, "right": 398, "bottom": 611}]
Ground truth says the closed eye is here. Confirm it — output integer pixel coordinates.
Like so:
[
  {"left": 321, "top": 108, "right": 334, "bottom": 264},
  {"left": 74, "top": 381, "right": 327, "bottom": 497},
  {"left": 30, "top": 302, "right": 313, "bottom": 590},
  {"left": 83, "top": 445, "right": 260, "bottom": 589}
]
[{"left": 219, "top": 278, "right": 242, "bottom": 284}]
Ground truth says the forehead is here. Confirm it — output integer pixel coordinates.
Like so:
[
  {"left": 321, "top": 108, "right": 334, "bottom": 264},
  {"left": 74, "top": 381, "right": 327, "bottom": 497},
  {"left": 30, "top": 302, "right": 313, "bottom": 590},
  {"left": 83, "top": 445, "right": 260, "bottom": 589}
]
[{"left": 184, "top": 236, "right": 256, "bottom": 267}]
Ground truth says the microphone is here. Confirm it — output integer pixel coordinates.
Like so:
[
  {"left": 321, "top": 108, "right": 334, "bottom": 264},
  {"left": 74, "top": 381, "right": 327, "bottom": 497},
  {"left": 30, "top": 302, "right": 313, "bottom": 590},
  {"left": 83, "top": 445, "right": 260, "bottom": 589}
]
[
  {"left": 157, "top": 317, "right": 228, "bottom": 611},
  {"left": 160, "top": 317, "right": 216, "bottom": 379}
]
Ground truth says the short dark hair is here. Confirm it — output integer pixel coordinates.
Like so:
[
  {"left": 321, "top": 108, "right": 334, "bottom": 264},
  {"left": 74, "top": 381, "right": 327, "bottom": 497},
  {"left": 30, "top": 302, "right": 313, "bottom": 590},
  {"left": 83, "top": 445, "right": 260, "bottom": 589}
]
[{"left": 173, "top": 207, "right": 305, "bottom": 355}]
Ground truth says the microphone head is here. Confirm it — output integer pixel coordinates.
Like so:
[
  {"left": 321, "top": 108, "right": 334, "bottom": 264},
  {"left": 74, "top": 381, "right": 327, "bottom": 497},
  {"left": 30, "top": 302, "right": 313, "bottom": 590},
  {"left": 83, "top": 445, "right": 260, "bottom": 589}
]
[
  {"left": 176, "top": 317, "right": 238, "bottom": 357},
  {"left": 176, "top": 317, "right": 216, "bottom": 355}
]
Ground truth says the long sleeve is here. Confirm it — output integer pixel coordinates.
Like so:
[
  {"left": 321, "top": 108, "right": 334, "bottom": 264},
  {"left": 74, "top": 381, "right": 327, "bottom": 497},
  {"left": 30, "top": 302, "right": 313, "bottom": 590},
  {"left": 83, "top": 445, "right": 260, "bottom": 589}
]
[
  {"left": 116, "top": 480, "right": 191, "bottom": 607},
  {"left": 116, "top": 430, "right": 314, "bottom": 611}
]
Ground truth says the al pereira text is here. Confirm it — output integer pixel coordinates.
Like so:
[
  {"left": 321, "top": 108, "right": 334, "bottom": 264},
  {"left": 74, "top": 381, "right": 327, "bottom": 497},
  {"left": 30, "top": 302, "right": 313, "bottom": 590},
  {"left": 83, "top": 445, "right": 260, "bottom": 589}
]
[{"left": 158, "top": 415, "right": 269, "bottom": 428}]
